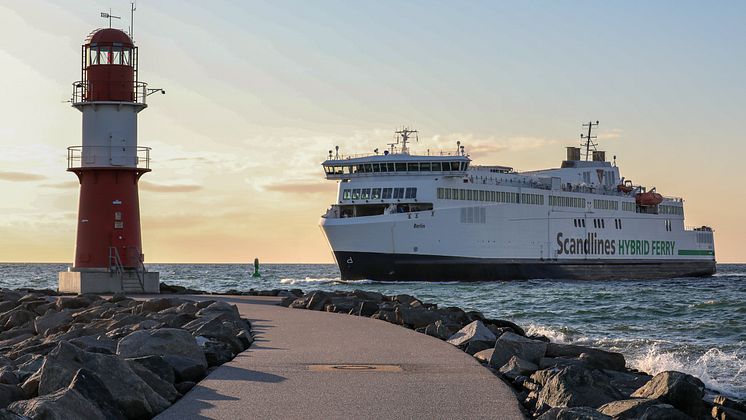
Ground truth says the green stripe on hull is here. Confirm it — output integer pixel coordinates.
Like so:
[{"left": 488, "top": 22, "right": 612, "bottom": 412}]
[{"left": 678, "top": 249, "right": 715, "bottom": 256}]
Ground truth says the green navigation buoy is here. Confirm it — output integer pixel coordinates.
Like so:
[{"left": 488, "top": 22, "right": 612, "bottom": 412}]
[{"left": 252, "top": 258, "right": 261, "bottom": 277}]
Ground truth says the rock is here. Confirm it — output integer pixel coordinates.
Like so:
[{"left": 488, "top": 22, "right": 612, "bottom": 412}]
[
  {"left": 490, "top": 332, "right": 548, "bottom": 367},
  {"left": 446, "top": 320, "right": 497, "bottom": 347},
  {"left": 471, "top": 348, "right": 494, "bottom": 364},
  {"left": 15, "top": 356, "right": 43, "bottom": 383},
  {"left": 371, "top": 310, "right": 397, "bottom": 323},
  {"left": 0, "top": 368, "right": 17, "bottom": 386},
  {"left": 163, "top": 355, "right": 207, "bottom": 383},
  {"left": 545, "top": 343, "right": 625, "bottom": 372},
  {"left": 37, "top": 342, "right": 170, "bottom": 418},
  {"left": 530, "top": 365, "right": 625, "bottom": 409},
  {"left": 1, "top": 309, "right": 36, "bottom": 330},
  {"left": 55, "top": 295, "right": 100, "bottom": 310},
  {"left": 539, "top": 357, "right": 591, "bottom": 370},
  {"left": 304, "top": 291, "right": 331, "bottom": 311},
  {"left": 499, "top": 356, "right": 539, "bottom": 380},
  {"left": 33, "top": 311, "right": 73, "bottom": 336},
  {"left": 631, "top": 371, "right": 705, "bottom": 418},
  {"left": 394, "top": 306, "right": 442, "bottom": 329},
  {"left": 712, "top": 404, "right": 746, "bottom": 420},
  {"left": 136, "top": 298, "right": 187, "bottom": 314},
  {"left": 126, "top": 360, "right": 179, "bottom": 403},
  {"left": 537, "top": 407, "right": 611, "bottom": 420},
  {"left": 483, "top": 318, "right": 525, "bottom": 336},
  {"left": 69, "top": 335, "right": 117, "bottom": 355},
  {"left": 603, "top": 369, "right": 652, "bottom": 397},
  {"left": 125, "top": 356, "right": 175, "bottom": 385},
  {"left": 65, "top": 369, "right": 125, "bottom": 420},
  {"left": 8, "top": 387, "right": 106, "bottom": 420},
  {"left": 393, "top": 294, "right": 417, "bottom": 305},
  {"left": 356, "top": 301, "right": 379, "bottom": 317},
  {"left": 195, "top": 301, "right": 244, "bottom": 324},
  {"left": 714, "top": 395, "right": 746, "bottom": 413},
  {"left": 0, "top": 408, "right": 28, "bottom": 419},
  {"left": 464, "top": 340, "right": 494, "bottom": 356},
  {"left": 174, "top": 381, "right": 195, "bottom": 395},
  {"left": 116, "top": 328, "right": 208, "bottom": 372},
  {"left": 0, "top": 384, "right": 23, "bottom": 408},
  {"left": 421, "top": 320, "right": 459, "bottom": 341},
  {"left": 598, "top": 398, "right": 690, "bottom": 419},
  {"left": 352, "top": 290, "right": 384, "bottom": 303}
]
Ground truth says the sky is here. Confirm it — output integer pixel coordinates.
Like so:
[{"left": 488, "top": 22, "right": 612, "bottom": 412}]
[{"left": 0, "top": 0, "right": 744, "bottom": 263}]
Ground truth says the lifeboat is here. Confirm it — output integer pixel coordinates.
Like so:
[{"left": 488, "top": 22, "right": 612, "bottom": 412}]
[
  {"left": 635, "top": 190, "right": 663, "bottom": 206},
  {"left": 617, "top": 179, "right": 634, "bottom": 193}
]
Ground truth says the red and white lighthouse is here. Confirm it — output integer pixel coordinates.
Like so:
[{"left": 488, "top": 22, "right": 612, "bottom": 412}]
[{"left": 59, "top": 28, "right": 160, "bottom": 294}]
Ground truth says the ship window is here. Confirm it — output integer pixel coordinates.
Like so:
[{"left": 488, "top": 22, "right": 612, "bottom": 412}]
[
  {"left": 437, "top": 188, "right": 444, "bottom": 199},
  {"left": 382, "top": 188, "right": 393, "bottom": 199},
  {"left": 394, "top": 163, "right": 405, "bottom": 172},
  {"left": 365, "top": 164, "right": 373, "bottom": 172},
  {"left": 372, "top": 188, "right": 381, "bottom": 199},
  {"left": 372, "top": 164, "right": 381, "bottom": 172},
  {"left": 352, "top": 189, "right": 361, "bottom": 199},
  {"left": 387, "top": 163, "right": 396, "bottom": 172},
  {"left": 452, "top": 188, "right": 459, "bottom": 199},
  {"left": 361, "top": 189, "right": 371, "bottom": 199},
  {"left": 342, "top": 189, "right": 351, "bottom": 200},
  {"left": 479, "top": 190, "right": 485, "bottom": 201},
  {"left": 405, "top": 188, "right": 417, "bottom": 199},
  {"left": 459, "top": 189, "right": 466, "bottom": 200},
  {"left": 393, "top": 188, "right": 405, "bottom": 199},
  {"left": 419, "top": 162, "right": 430, "bottom": 171},
  {"left": 466, "top": 190, "right": 473, "bottom": 200},
  {"left": 407, "top": 163, "right": 418, "bottom": 171},
  {"left": 445, "top": 188, "right": 452, "bottom": 199},
  {"left": 432, "top": 162, "right": 442, "bottom": 171}
]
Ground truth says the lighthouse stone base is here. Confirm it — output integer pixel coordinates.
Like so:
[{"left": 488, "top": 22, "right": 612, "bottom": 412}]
[{"left": 58, "top": 270, "right": 160, "bottom": 294}]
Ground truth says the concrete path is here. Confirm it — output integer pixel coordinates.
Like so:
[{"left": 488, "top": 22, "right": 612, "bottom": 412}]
[{"left": 155, "top": 295, "right": 525, "bottom": 420}]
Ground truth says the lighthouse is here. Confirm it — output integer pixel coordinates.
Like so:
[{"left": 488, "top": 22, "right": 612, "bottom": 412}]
[{"left": 58, "top": 27, "right": 160, "bottom": 294}]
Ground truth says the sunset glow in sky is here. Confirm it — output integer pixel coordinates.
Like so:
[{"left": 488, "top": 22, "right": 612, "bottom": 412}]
[{"left": 1, "top": 1, "right": 744, "bottom": 263}]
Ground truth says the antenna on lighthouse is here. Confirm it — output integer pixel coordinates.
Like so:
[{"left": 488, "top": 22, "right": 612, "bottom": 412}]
[
  {"left": 129, "top": 2, "right": 137, "bottom": 40},
  {"left": 100, "top": 9, "right": 121, "bottom": 28}
]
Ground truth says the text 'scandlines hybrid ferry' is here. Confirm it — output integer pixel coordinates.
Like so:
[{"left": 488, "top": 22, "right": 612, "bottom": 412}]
[{"left": 319, "top": 123, "right": 715, "bottom": 281}]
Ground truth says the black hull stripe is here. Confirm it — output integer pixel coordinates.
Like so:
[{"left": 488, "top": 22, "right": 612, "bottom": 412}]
[{"left": 333, "top": 251, "right": 716, "bottom": 282}]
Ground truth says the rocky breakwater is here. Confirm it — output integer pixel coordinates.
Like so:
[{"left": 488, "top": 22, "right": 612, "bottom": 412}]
[
  {"left": 282, "top": 289, "right": 746, "bottom": 420},
  {"left": 0, "top": 288, "right": 253, "bottom": 419}
]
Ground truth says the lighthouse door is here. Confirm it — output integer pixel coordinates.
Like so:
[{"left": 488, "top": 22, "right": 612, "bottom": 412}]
[{"left": 110, "top": 134, "right": 128, "bottom": 166}]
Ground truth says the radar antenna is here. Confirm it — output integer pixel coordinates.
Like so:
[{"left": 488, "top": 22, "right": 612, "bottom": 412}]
[
  {"left": 394, "top": 127, "right": 418, "bottom": 155},
  {"left": 580, "top": 120, "right": 599, "bottom": 161}
]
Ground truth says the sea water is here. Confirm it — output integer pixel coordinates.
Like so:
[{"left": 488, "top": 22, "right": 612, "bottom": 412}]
[{"left": 2, "top": 262, "right": 744, "bottom": 399}]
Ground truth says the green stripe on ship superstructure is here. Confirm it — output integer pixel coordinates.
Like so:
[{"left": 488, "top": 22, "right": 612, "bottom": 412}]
[{"left": 678, "top": 250, "right": 715, "bottom": 256}]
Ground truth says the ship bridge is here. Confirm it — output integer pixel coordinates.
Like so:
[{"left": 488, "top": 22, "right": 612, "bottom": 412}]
[{"left": 322, "top": 154, "right": 470, "bottom": 180}]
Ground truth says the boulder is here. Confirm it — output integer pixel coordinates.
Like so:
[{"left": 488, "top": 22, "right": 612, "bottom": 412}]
[
  {"left": 631, "top": 371, "right": 705, "bottom": 418},
  {"left": 125, "top": 356, "right": 175, "bottom": 385},
  {"left": 15, "top": 356, "right": 43, "bottom": 383},
  {"left": 37, "top": 342, "right": 170, "bottom": 418},
  {"left": 447, "top": 320, "right": 496, "bottom": 347},
  {"left": 598, "top": 398, "right": 690, "bottom": 419},
  {"left": 174, "top": 381, "right": 195, "bottom": 395},
  {"left": 545, "top": 343, "right": 625, "bottom": 372},
  {"left": 483, "top": 318, "right": 525, "bottom": 336},
  {"left": 394, "top": 306, "right": 442, "bottom": 329},
  {"left": 371, "top": 310, "right": 397, "bottom": 324},
  {"left": 537, "top": 407, "right": 611, "bottom": 420},
  {"left": 8, "top": 387, "right": 105, "bottom": 420},
  {"left": 421, "top": 320, "right": 460, "bottom": 341},
  {"left": 0, "top": 384, "right": 23, "bottom": 408},
  {"left": 125, "top": 360, "right": 179, "bottom": 403},
  {"left": 65, "top": 369, "right": 125, "bottom": 420},
  {"left": 0, "top": 368, "right": 17, "bottom": 386},
  {"left": 490, "top": 332, "right": 547, "bottom": 367},
  {"left": 473, "top": 349, "right": 494, "bottom": 363},
  {"left": 55, "top": 295, "right": 99, "bottom": 310},
  {"left": 464, "top": 340, "right": 494, "bottom": 356},
  {"left": 116, "top": 328, "right": 207, "bottom": 371},
  {"left": 603, "top": 369, "right": 652, "bottom": 397},
  {"left": 1, "top": 309, "right": 36, "bottom": 330},
  {"left": 499, "top": 356, "right": 539, "bottom": 380},
  {"left": 712, "top": 404, "right": 746, "bottom": 420},
  {"left": 303, "top": 292, "right": 331, "bottom": 311},
  {"left": 69, "top": 335, "right": 117, "bottom": 355},
  {"left": 714, "top": 395, "right": 746, "bottom": 413},
  {"left": 352, "top": 290, "right": 384, "bottom": 303},
  {"left": 33, "top": 311, "right": 72, "bottom": 336},
  {"left": 356, "top": 301, "right": 379, "bottom": 317},
  {"left": 529, "top": 365, "right": 625, "bottom": 409}
]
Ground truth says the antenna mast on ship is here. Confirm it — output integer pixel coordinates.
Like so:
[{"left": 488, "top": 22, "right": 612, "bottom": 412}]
[
  {"left": 394, "top": 127, "right": 418, "bottom": 155},
  {"left": 581, "top": 120, "right": 599, "bottom": 161}
]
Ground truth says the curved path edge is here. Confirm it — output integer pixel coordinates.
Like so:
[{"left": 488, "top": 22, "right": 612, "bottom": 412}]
[{"left": 153, "top": 294, "right": 525, "bottom": 420}]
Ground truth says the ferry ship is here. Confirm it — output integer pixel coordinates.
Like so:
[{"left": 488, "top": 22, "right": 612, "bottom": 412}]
[{"left": 319, "top": 124, "right": 716, "bottom": 281}]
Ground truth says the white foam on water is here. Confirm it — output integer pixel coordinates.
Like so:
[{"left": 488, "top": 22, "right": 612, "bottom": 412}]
[
  {"left": 630, "top": 344, "right": 746, "bottom": 399},
  {"left": 525, "top": 324, "right": 571, "bottom": 343},
  {"left": 279, "top": 277, "right": 341, "bottom": 285}
]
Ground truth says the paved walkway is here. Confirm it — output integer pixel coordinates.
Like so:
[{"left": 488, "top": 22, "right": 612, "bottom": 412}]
[{"left": 155, "top": 295, "right": 525, "bottom": 420}]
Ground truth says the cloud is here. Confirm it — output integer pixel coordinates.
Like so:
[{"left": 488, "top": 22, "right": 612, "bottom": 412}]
[
  {"left": 40, "top": 181, "right": 78, "bottom": 189},
  {"left": 0, "top": 171, "right": 46, "bottom": 182},
  {"left": 139, "top": 181, "right": 202, "bottom": 193},
  {"left": 263, "top": 182, "right": 335, "bottom": 194}
]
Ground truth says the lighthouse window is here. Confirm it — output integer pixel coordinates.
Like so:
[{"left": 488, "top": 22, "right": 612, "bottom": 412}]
[
  {"left": 343, "top": 189, "right": 351, "bottom": 200},
  {"left": 393, "top": 188, "right": 405, "bottom": 199},
  {"left": 405, "top": 188, "right": 417, "bottom": 199},
  {"left": 372, "top": 188, "right": 381, "bottom": 199},
  {"left": 352, "top": 189, "right": 361, "bottom": 199},
  {"left": 382, "top": 188, "right": 393, "bottom": 199},
  {"left": 361, "top": 189, "right": 371, "bottom": 199}
]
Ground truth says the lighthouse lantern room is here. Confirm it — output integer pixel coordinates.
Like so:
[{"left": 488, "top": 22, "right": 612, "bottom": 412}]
[{"left": 59, "top": 27, "right": 159, "bottom": 294}]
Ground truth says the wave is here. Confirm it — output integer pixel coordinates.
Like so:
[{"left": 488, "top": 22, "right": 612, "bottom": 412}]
[
  {"left": 629, "top": 343, "right": 746, "bottom": 399},
  {"left": 279, "top": 277, "right": 372, "bottom": 285}
]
